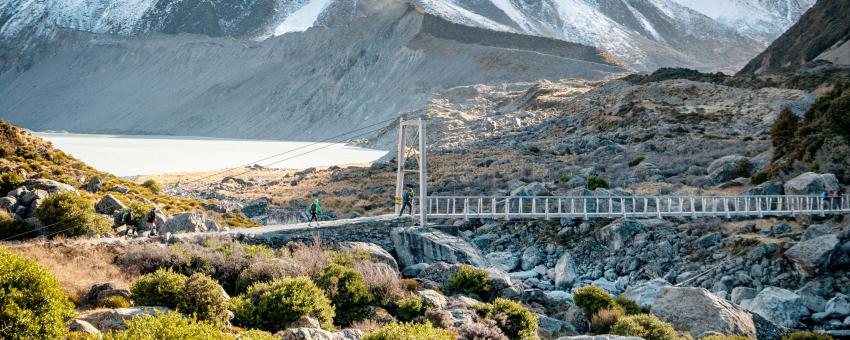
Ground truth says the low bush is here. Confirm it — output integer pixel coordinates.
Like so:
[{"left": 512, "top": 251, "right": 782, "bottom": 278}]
[
  {"left": 363, "top": 322, "right": 455, "bottom": 340},
  {"left": 574, "top": 285, "right": 617, "bottom": 316},
  {"left": 0, "top": 210, "right": 36, "bottom": 240},
  {"left": 131, "top": 268, "right": 187, "bottom": 309},
  {"left": 628, "top": 156, "right": 646, "bottom": 167},
  {"left": 781, "top": 331, "right": 834, "bottom": 340},
  {"left": 142, "top": 179, "right": 163, "bottom": 194},
  {"left": 0, "top": 171, "right": 24, "bottom": 195},
  {"left": 446, "top": 264, "right": 490, "bottom": 298},
  {"left": 34, "top": 192, "right": 112, "bottom": 237},
  {"left": 614, "top": 295, "right": 642, "bottom": 315},
  {"left": 236, "top": 329, "right": 278, "bottom": 339},
  {"left": 702, "top": 335, "right": 750, "bottom": 340},
  {"left": 0, "top": 247, "right": 75, "bottom": 339},
  {"left": 456, "top": 321, "right": 509, "bottom": 340},
  {"left": 231, "top": 277, "right": 335, "bottom": 332},
  {"left": 394, "top": 295, "right": 428, "bottom": 322},
  {"left": 353, "top": 261, "right": 405, "bottom": 308},
  {"left": 586, "top": 176, "right": 609, "bottom": 190},
  {"left": 235, "top": 258, "right": 300, "bottom": 294},
  {"left": 178, "top": 273, "right": 230, "bottom": 325},
  {"left": 316, "top": 263, "right": 372, "bottom": 325},
  {"left": 591, "top": 308, "right": 625, "bottom": 334},
  {"left": 98, "top": 295, "right": 132, "bottom": 308},
  {"left": 104, "top": 312, "right": 229, "bottom": 340},
  {"left": 474, "top": 298, "right": 538, "bottom": 340},
  {"left": 730, "top": 159, "right": 753, "bottom": 179},
  {"left": 424, "top": 309, "right": 453, "bottom": 329},
  {"left": 610, "top": 314, "right": 677, "bottom": 340}
]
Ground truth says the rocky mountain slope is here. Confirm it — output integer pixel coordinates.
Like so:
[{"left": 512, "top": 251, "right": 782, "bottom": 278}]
[
  {"left": 739, "top": 0, "right": 850, "bottom": 75},
  {"left": 0, "top": 0, "right": 627, "bottom": 140},
  {"left": 0, "top": 0, "right": 810, "bottom": 72}
]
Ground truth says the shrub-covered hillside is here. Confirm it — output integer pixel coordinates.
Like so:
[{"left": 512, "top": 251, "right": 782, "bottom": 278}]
[{"left": 0, "top": 120, "right": 255, "bottom": 240}]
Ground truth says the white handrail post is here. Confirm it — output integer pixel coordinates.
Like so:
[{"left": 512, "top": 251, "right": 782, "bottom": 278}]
[
  {"left": 505, "top": 198, "right": 510, "bottom": 220},
  {"left": 757, "top": 197, "right": 763, "bottom": 218},
  {"left": 558, "top": 198, "right": 562, "bottom": 215},
  {"left": 532, "top": 197, "right": 537, "bottom": 216},
  {"left": 491, "top": 198, "right": 496, "bottom": 217},
  {"left": 621, "top": 197, "right": 626, "bottom": 218},
  {"left": 643, "top": 198, "right": 649, "bottom": 217},
  {"left": 608, "top": 197, "right": 613, "bottom": 217},
  {"left": 519, "top": 197, "right": 523, "bottom": 215},
  {"left": 583, "top": 198, "right": 589, "bottom": 220},
  {"left": 655, "top": 197, "right": 661, "bottom": 218},
  {"left": 545, "top": 199, "right": 550, "bottom": 220},
  {"left": 464, "top": 198, "right": 469, "bottom": 220},
  {"left": 690, "top": 197, "right": 696, "bottom": 218},
  {"left": 724, "top": 197, "right": 730, "bottom": 218}
]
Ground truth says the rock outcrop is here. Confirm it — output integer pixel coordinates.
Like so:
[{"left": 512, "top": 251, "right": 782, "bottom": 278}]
[
  {"left": 337, "top": 241, "right": 399, "bottom": 271},
  {"left": 783, "top": 172, "right": 840, "bottom": 195},
  {"left": 747, "top": 287, "right": 807, "bottom": 328},
  {"left": 391, "top": 227, "right": 487, "bottom": 268},
  {"left": 784, "top": 234, "right": 848, "bottom": 277},
  {"left": 96, "top": 194, "right": 127, "bottom": 215},
  {"left": 651, "top": 287, "right": 757, "bottom": 338}
]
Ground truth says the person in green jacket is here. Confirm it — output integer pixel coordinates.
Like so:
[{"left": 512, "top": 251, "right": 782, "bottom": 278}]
[
  {"left": 307, "top": 198, "right": 322, "bottom": 226},
  {"left": 399, "top": 188, "right": 414, "bottom": 216}
]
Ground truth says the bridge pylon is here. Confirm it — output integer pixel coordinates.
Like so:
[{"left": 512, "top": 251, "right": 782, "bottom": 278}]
[{"left": 395, "top": 118, "right": 428, "bottom": 226}]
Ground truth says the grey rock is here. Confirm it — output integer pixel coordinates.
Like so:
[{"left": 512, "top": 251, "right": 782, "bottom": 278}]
[
  {"left": 706, "top": 155, "right": 748, "bottom": 185},
  {"left": 511, "top": 181, "right": 547, "bottom": 196},
  {"left": 401, "top": 263, "right": 429, "bottom": 277},
  {"left": 290, "top": 315, "right": 322, "bottom": 329},
  {"left": 796, "top": 281, "right": 827, "bottom": 313},
  {"left": 556, "top": 337, "right": 642, "bottom": 340},
  {"left": 622, "top": 278, "right": 671, "bottom": 308},
  {"left": 484, "top": 267, "right": 514, "bottom": 291},
  {"left": 595, "top": 219, "right": 648, "bottom": 251},
  {"left": 784, "top": 234, "right": 849, "bottom": 277},
  {"left": 509, "top": 270, "right": 539, "bottom": 280},
  {"left": 554, "top": 252, "right": 577, "bottom": 289},
  {"left": 391, "top": 227, "right": 487, "bottom": 268},
  {"left": 521, "top": 246, "right": 544, "bottom": 270},
  {"left": 84, "top": 176, "right": 104, "bottom": 193},
  {"left": 748, "top": 287, "right": 806, "bottom": 328},
  {"left": 825, "top": 294, "right": 850, "bottom": 319},
  {"left": 6, "top": 187, "right": 26, "bottom": 198},
  {"left": 338, "top": 241, "right": 399, "bottom": 271},
  {"left": 486, "top": 251, "right": 519, "bottom": 272},
  {"left": 204, "top": 219, "right": 222, "bottom": 232},
  {"left": 651, "top": 287, "right": 756, "bottom": 338},
  {"left": 96, "top": 194, "right": 126, "bottom": 215},
  {"left": 97, "top": 307, "right": 171, "bottom": 331},
  {"left": 162, "top": 212, "right": 208, "bottom": 233},
  {"left": 19, "top": 189, "right": 47, "bottom": 205},
  {"left": 783, "top": 172, "right": 840, "bottom": 195},
  {"left": 538, "top": 314, "right": 566, "bottom": 339},
  {"left": 801, "top": 224, "right": 833, "bottom": 242},
  {"left": 742, "top": 181, "right": 784, "bottom": 196},
  {"left": 731, "top": 287, "right": 758, "bottom": 305},
  {"left": 277, "top": 328, "right": 363, "bottom": 340},
  {"left": 591, "top": 278, "right": 619, "bottom": 295},
  {"left": 23, "top": 179, "right": 77, "bottom": 194},
  {"left": 110, "top": 185, "right": 131, "bottom": 194},
  {"left": 0, "top": 196, "right": 15, "bottom": 212},
  {"left": 417, "top": 289, "right": 447, "bottom": 309},
  {"left": 23, "top": 217, "right": 43, "bottom": 230},
  {"left": 69, "top": 319, "right": 100, "bottom": 334}
]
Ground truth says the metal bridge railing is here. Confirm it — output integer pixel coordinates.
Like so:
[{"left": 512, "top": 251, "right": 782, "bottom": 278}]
[{"left": 410, "top": 194, "right": 850, "bottom": 220}]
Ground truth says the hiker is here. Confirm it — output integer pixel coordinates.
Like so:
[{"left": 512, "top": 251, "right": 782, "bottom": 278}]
[
  {"left": 399, "top": 188, "right": 414, "bottom": 216},
  {"left": 821, "top": 191, "right": 829, "bottom": 209},
  {"left": 306, "top": 198, "right": 322, "bottom": 226},
  {"left": 833, "top": 191, "right": 843, "bottom": 210},
  {"left": 146, "top": 207, "right": 159, "bottom": 236}
]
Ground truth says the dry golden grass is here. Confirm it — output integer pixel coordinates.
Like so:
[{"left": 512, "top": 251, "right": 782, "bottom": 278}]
[
  {"left": 6, "top": 241, "right": 135, "bottom": 302},
  {"left": 351, "top": 319, "right": 384, "bottom": 332}
]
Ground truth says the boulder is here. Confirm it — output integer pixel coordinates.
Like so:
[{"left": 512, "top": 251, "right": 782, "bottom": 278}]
[
  {"left": 415, "top": 262, "right": 461, "bottom": 287},
  {"left": 0, "top": 196, "right": 15, "bottom": 212},
  {"left": 622, "top": 278, "right": 671, "bottom": 308},
  {"left": 742, "top": 181, "right": 784, "bottom": 196},
  {"left": 706, "top": 155, "right": 749, "bottom": 185},
  {"left": 69, "top": 319, "right": 100, "bottom": 334},
  {"left": 110, "top": 185, "right": 131, "bottom": 194},
  {"left": 391, "top": 227, "right": 487, "bottom": 268},
  {"left": 23, "top": 179, "right": 77, "bottom": 194},
  {"left": 19, "top": 189, "right": 47, "bottom": 205},
  {"left": 783, "top": 172, "right": 840, "bottom": 195},
  {"left": 484, "top": 267, "right": 515, "bottom": 292},
  {"left": 417, "top": 289, "right": 448, "bottom": 309},
  {"left": 825, "top": 294, "right": 850, "bottom": 319},
  {"left": 747, "top": 287, "right": 807, "bottom": 328},
  {"left": 784, "top": 235, "right": 849, "bottom": 277},
  {"left": 486, "top": 251, "right": 519, "bottom": 272},
  {"left": 277, "top": 328, "right": 362, "bottom": 340},
  {"left": 93, "top": 307, "right": 171, "bottom": 331},
  {"left": 595, "top": 219, "right": 662, "bottom": 251},
  {"left": 161, "top": 212, "right": 208, "bottom": 233},
  {"left": 204, "top": 219, "right": 223, "bottom": 232},
  {"left": 96, "top": 194, "right": 126, "bottom": 215},
  {"left": 401, "top": 263, "right": 429, "bottom": 277},
  {"left": 796, "top": 281, "right": 828, "bottom": 313},
  {"left": 556, "top": 336, "right": 642, "bottom": 340},
  {"left": 511, "top": 182, "right": 547, "bottom": 196},
  {"left": 521, "top": 246, "right": 544, "bottom": 270},
  {"left": 337, "top": 242, "right": 399, "bottom": 271},
  {"left": 538, "top": 314, "right": 567, "bottom": 339},
  {"left": 801, "top": 225, "right": 833, "bottom": 242},
  {"left": 651, "top": 287, "right": 757, "bottom": 338},
  {"left": 23, "top": 217, "right": 43, "bottom": 230},
  {"left": 290, "top": 315, "right": 322, "bottom": 329},
  {"left": 731, "top": 287, "right": 758, "bottom": 306},
  {"left": 554, "top": 252, "right": 577, "bottom": 289},
  {"left": 83, "top": 177, "right": 104, "bottom": 193}
]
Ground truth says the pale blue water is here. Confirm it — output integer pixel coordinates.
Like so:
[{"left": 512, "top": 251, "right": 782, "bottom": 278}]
[{"left": 36, "top": 132, "right": 387, "bottom": 176}]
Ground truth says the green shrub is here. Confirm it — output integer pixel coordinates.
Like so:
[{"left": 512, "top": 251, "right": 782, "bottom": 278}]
[
  {"left": 0, "top": 247, "right": 75, "bottom": 339},
  {"left": 730, "top": 159, "right": 753, "bottom": 179},
  {"left": 316, "top": 263, "right": 372, "bottom": 325},
  {"left": 363, "top": 322, "right": 455, "bottom": 340},
  {"left": 781, "top": 331, "right": 834, "bottom": 340},
  {"left": 235, "top": 259, "right": 297, "bottom": 294},
  {"left": 394, "top": 295, "right": 429, "bottom": 322},
  {"left": 591, "top": 308, "right": 625, "bottom": 334},
  {"left": 770, "top": 107, "right": 799, "bottom": 159},
  {"left": 446, "top": 264, "right": 490, "bottom": 298},
  {"left": 611, "top": 314, "right": 677, "bottom": 340},
  {"left": 34, "top": 192, "right": 112, "bottom": 237},
  {"left": 628, "top": 156, "right": 645, "bottom": 167},
  {"left": 236, "top": 329, "right": 278, "bottom": 340},
  {"left": 574, "top": 285, "right": 617, "bottom": 316},
  {"left": 474, "top": 298, "right": 538, "bottom": 340},
  {"left": 586, "top": 176, "right": 609, "bottom": 190},
  {"left": 142, "top": 179, "right": 163, "bottom": 194},
  {"left": 124, "top": 201, "right": 154, "bottom": 226},
  {"left": 178, "top": 273, "right": 230, "bottom": 325},
  {"left": 614, "top": 295, "right": 642, "bottom": 315},
  {"left": 98, "top": 295, "right": 132, "bottom": 308},
  {"left": 231, "top": 277, "right": 335, "bottom": 332},
  {"left": 104, "top": 312, "right": 230, "bottom": 340},
  {"left": 131, "top": 268, "right": 188, "bottom": 309},
  {"left": 0, "top": 171, "right": 24, "bottom": 196}
]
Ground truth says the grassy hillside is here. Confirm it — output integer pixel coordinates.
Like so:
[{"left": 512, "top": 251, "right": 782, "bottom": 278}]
[{"left": 0, "top": 121, "right": 256, "bottom": 238}]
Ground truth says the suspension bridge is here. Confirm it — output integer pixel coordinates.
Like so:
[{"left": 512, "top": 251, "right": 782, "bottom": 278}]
[{"left": 393, "top": 119, "right": 850, "bottom": 225}]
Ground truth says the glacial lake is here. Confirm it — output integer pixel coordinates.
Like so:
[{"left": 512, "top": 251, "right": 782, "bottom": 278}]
[{"left": 35, "top": 132, "right": 388, "bottom": 177}]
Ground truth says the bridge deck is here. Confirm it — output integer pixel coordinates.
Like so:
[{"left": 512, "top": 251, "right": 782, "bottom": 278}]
[{"left": 412, "top": 195, "right": 850, "bottom": 220}]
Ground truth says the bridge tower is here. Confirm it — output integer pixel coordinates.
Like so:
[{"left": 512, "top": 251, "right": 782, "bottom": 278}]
[{"left": 395, "top": 118, "right": 428, "bottom": 226}]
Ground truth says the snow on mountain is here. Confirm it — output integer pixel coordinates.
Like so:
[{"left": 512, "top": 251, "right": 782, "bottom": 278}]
[{"left": 0, "top": 0, "right": 815, "bottom": 71}]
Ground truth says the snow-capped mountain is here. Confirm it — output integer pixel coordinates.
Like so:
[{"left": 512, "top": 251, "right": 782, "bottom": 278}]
[{"left": 0, "top": 0, "right": 812, "bottom": 72}]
